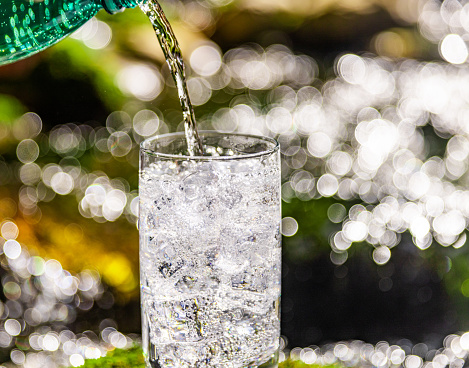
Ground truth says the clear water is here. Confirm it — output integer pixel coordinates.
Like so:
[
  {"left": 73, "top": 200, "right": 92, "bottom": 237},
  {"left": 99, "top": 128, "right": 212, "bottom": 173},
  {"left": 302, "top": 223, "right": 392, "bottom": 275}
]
[
  {"left": 139, "top": 0, "right": 203, "bottom": 156},
  {"left": 139, "top": 146, "right": 281, "bottom": 367}
]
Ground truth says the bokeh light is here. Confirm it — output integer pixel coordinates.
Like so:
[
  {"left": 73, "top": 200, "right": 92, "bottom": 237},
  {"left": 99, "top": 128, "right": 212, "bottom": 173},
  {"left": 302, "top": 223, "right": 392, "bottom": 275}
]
[
  {"left": 281, "top": 217, "right": 299, "bottom": 237},
  {"left": 0, "top": 217, "right": 134, "bottom": 367},
  {"left": 117, "top": 64, "right": 164, "bottom": 101}
]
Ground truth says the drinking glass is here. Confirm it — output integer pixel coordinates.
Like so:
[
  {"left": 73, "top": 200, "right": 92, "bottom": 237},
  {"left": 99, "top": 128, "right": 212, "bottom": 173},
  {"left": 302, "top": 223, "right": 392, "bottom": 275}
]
[{"left": 139, "top": 132, "right": 281, "bottom": 368}]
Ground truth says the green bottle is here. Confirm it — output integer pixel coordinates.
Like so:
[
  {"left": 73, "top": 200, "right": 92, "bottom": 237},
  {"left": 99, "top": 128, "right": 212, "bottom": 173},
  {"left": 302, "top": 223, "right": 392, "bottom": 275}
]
[{"left": 0, "top": 0, "right": 141, "bottom": 65}]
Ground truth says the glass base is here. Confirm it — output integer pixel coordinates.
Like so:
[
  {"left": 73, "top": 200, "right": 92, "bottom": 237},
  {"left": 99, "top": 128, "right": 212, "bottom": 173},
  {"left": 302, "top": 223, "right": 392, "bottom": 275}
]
[{"left": 144, "top": 342, "right": 279, "bottom": 368}]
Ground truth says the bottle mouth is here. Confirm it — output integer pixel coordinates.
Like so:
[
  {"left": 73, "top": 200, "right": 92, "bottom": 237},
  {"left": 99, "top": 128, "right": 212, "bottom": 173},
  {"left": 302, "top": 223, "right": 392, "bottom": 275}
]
[
  {"left": 102, "top": 0, "right": 140, "bottom": 14},
  {"left": 101, "top": 0, "right": 124, "bottom": 14}
]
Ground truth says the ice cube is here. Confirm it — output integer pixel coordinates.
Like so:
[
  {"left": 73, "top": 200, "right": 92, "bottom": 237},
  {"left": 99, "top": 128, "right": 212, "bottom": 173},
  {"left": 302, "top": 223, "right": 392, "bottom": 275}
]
[
  {"left": 174, "top": 275, "right": 198, "bottom": 292},
  {"left": 215, "top": 256, "right": 249, "bottom": 274},
  {"left": 165, "top": 299, "right": 204, "bottom": 342},
  {"left": 231, "top": 266, "right": 268, "bottom": 293},
  {"left": 153, "top": 194, "right": 173, "bottom": 210},
  {"left": 143, "top": 297, "right": 171, "bottom": 343},
  {"left": 159, "top": 259, "right": 185, "bottom": 278},
  {"left": 220, "top": 188, "right": 242, "bottom": 209},
  {"left": 182, "top": 174, "right": 200, "bottom": 201},
  {"left": 145, "top": 298, "right": 205, "bottom": 343}
]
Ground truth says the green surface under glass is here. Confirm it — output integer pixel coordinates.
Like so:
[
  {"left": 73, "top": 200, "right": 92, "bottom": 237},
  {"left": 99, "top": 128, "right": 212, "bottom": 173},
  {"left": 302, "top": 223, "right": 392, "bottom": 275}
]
[{"left": 0, "top": 0, "right": 138, "bottom": 65}]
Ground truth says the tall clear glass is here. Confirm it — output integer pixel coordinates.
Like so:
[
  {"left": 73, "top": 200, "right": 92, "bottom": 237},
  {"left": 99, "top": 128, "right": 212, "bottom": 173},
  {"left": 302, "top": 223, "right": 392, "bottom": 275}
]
[{"left": 139, "top": 132, "right": 281, "bottom": 368}]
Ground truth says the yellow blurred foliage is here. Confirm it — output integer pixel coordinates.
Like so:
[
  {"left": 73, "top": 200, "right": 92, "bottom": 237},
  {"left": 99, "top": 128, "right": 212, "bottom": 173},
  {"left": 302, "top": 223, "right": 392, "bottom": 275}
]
[
  {"left": 99, "top": 253, "right": 137, "bottom": 293},
  {"left": 0, "top": 191, "right": 139, "bottom": 299}
]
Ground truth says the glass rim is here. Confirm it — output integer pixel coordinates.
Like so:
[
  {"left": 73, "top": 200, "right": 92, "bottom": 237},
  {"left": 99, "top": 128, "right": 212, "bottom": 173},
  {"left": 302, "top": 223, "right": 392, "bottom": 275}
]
[{"left": 140, "top": 131, "right": 279, "bottom": 161}]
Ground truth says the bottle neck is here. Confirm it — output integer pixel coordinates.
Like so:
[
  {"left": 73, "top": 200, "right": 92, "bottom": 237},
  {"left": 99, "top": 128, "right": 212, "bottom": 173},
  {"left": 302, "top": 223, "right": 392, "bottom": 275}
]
[{"left": 101, "top": 0, "right": 140, "bottom": 14}]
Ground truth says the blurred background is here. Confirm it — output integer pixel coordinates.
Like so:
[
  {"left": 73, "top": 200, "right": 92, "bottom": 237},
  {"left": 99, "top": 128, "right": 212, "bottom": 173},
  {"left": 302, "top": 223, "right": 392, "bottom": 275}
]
[{"left": 3, "top": 0, "right": 469, "bottom": 366}]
